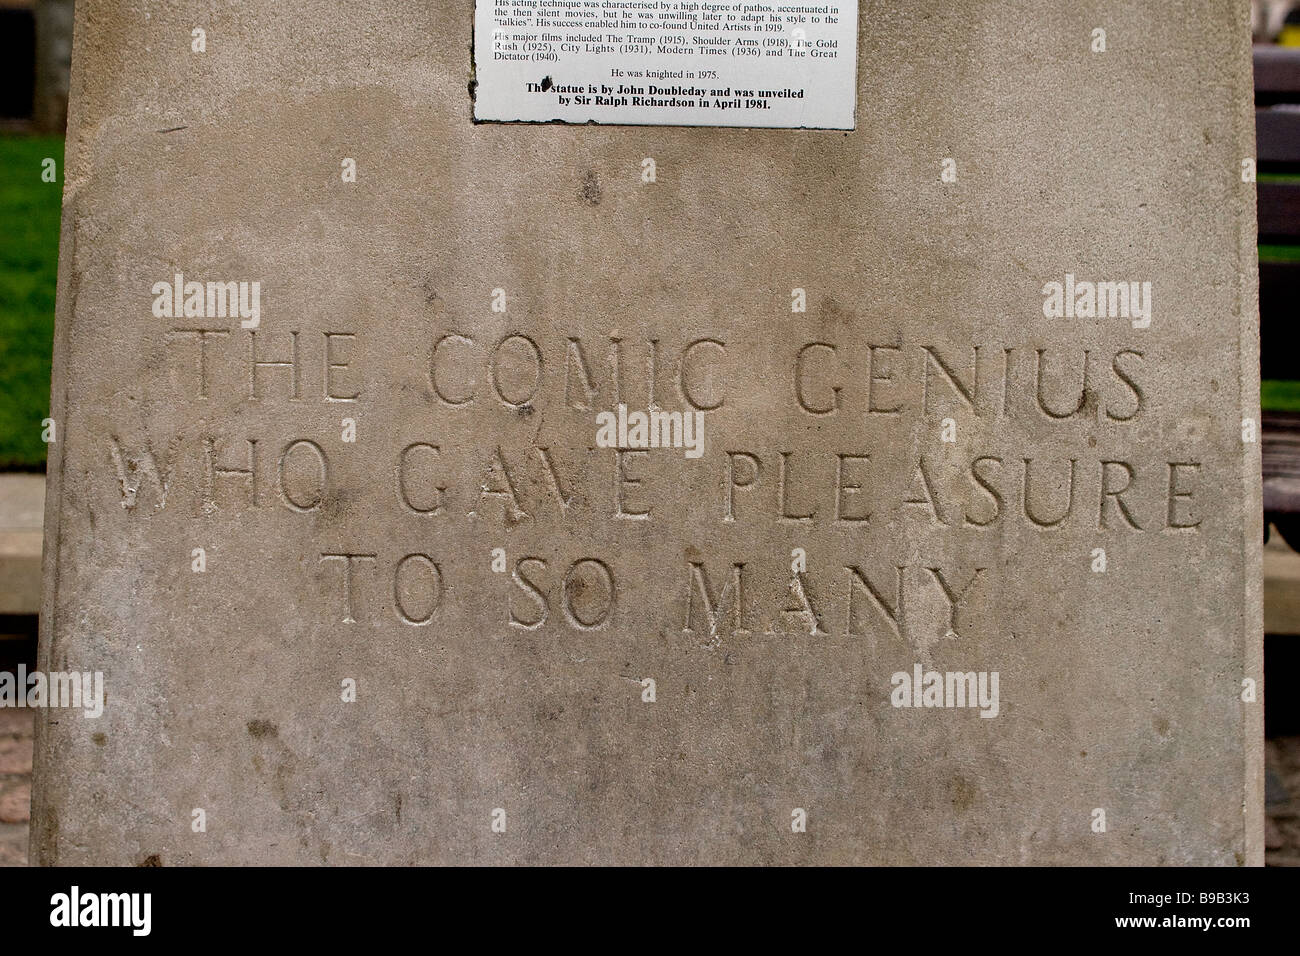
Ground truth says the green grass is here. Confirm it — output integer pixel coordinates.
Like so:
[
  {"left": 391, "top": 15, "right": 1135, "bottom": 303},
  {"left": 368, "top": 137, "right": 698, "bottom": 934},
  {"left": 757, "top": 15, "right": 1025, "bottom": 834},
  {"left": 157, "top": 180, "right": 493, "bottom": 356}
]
[
  {"left": 0, "top": 135, "right": 62, "bottom": 469},
  {"left": 1260, "top": 242, "right": 1300, "bottom": 411},
  {"left": 1260, "top": 243, "right": 1300, "bottom": 262},
  {"left": 1264, "top": 380, "right": 1300, "bottom": 412}
]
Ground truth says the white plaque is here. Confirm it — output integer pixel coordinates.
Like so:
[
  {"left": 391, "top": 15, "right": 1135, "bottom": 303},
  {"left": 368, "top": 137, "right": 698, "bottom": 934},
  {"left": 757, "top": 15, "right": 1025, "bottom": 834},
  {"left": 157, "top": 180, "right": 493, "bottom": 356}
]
[{"left": 474, "top": 1, "right": 859, "bottom": 129}]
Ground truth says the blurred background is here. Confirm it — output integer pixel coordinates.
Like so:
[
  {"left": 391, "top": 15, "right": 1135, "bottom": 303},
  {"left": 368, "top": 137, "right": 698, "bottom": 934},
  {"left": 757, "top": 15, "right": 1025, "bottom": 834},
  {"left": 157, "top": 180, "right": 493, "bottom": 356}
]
[
  {"left": 0, "top": 1, "right": 1297, "bottom": 865},
  {"left": 0, "top": 0, "right": 67, "bottom": 866}
]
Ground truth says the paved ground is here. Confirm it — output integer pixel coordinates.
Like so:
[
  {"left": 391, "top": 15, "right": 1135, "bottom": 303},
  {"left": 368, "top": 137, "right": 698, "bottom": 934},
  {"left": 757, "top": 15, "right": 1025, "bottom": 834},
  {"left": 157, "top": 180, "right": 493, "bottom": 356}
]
[
  {"left": 1268, "top": 736, "right": 1300, "bottom": 865},
  {"left": 0, "top": 708, "right": 31, "bottom": 866},
  {"left": 1266, "top": 533, "right": 1300, "bottom": 635},
  {"left": 0, "top": 474, "right": 42, "bottom": 616}
]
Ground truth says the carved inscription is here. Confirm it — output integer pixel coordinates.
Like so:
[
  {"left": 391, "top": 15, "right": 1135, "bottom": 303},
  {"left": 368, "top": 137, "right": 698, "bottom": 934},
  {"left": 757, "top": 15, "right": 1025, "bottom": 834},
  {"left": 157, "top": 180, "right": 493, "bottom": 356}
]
[{"left": 102, "top": 320, "right": 1211, "bottom": 657}]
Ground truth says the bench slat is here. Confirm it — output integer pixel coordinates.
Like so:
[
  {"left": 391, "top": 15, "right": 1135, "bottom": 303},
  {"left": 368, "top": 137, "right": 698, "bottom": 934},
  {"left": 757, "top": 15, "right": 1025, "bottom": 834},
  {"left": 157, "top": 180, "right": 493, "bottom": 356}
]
[
  {"left": 1259, "top": 182, "right": 1300, "bottom": 240},
  {"left": 1264, "top": 412, "right": 1300, "bottom": 515},
  {"left": 1257, "top": 109, "right": 1300, "bottom": 163},
  {"left": 1254, "top": 44, "right": 1300, "bottom": 94}
]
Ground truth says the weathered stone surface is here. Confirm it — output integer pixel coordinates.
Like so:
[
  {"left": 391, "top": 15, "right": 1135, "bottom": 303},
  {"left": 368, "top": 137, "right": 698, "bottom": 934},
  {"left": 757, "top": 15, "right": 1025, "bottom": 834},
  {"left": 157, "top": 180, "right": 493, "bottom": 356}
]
[{"left": 34, "top": 1, "right": 1263, "bottom": 864}]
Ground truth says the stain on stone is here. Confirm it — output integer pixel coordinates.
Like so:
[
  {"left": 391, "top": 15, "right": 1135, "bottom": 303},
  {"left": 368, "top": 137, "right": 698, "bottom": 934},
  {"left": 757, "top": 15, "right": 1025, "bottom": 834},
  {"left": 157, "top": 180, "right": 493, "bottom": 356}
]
[
  {"left": 247, "top": 719, "right": 278, "bottom": 739},
  {"left": 579, "top": 170, "right": 602, "bottom": 205},
  {"left": 139, "top": 854, "right": 162, "bottom": 867},
  {"left": 537, "top": 706, "right": 564, "bottom": 722},
  {"left": 949, "top": 776, "right": 975, "bottom": 813},
  {"left": 33, "top": 805, "right": 58, "bottom": 862},
  {"left": 92, "top": 733, "right": 106, "bottom": 746},
  {"left": 420, "top": 274, "right": 443, "bottom": 307},
  {"left": 273, "top": 760, "right": 297, "bottom": 812},
  {"left": 819, "top": 296, "right": 852, "bottom": 324}
]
